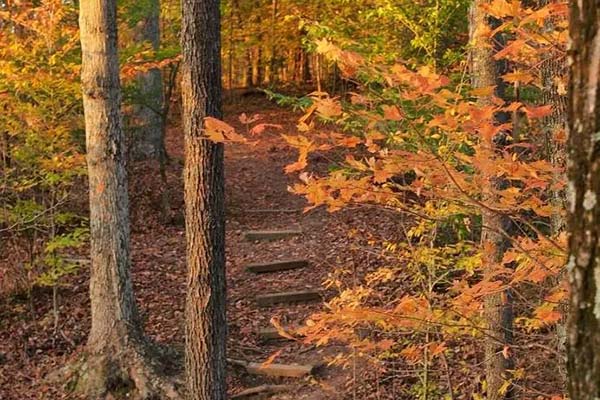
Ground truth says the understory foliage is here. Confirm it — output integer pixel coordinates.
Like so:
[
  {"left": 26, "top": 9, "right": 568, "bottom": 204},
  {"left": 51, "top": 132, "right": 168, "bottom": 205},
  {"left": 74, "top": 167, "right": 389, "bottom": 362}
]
[
  {"left": 0, "top": 0, "right": 178, "bottom": 296},
  {"left": 0, "top": 0, "right": 573, "bottom": 398},
  {"left": 0, "top": 0, "right": 87, "bottom": 297},
  {"left": 275, "top": 0, "right": 569, "bottom": 397}
]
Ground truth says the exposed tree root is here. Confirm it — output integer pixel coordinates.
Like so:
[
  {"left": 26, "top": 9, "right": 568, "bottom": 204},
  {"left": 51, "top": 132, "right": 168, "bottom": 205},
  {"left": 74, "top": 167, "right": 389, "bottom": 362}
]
[{"left": 52, "top": 341, "right": 183, "bottom": 399}]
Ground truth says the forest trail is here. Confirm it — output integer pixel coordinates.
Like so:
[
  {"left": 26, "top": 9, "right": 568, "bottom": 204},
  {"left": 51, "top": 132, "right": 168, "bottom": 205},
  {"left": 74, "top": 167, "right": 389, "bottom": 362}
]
[
  {"left": 1, "top": 96, "right": 404, "bottom": 399},
  {"left": 133, "top": 96, "right": 395, "bottom": 398}
]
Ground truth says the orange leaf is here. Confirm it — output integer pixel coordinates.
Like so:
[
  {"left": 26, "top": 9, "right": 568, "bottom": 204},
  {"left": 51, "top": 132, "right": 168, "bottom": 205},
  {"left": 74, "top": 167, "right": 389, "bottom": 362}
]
[
  {"left": 502, "top": 70, "right": 535, "bottom": 85},
  {"left": 382, "top": 105, "right": 404, "bottom": 121},
  {"left": 204, "top": 117, "right": 233, "bottom": 142},
  {"left": 471, "top": 86, "right": 496, "bottom": 97},
  {"left": 523, "top": 105, "right": 553, "bottom": 119},
  {"left": 250, "top": 123, "right": 283, "bottom": 136},
  {"left": 270, "top": 317, "right": 297, "bottom": 341},
  {"left": 260, "top": 349, "right": 283, "bottom": 368}
]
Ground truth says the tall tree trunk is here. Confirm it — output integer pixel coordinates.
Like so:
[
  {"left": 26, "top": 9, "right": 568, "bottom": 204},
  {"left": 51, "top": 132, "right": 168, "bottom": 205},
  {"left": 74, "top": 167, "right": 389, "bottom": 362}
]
[
  {"left": 537, "top": 0, "right": 568, "bottom": 382},
  {"left": 265, "top": 0, "right": 277, "bottom": 85},
  {"left": 302, "top": 49, "right": 311, "bottom": 83},
  {"left": 77, "top": 1, "right": 179, "bottom": 397},
  {"left": 244, "top": 47, "right": 253, "bottom": 87},
  {"left": 227, "top": 0, "right": 236, "bottom": 90},
  {"left": 181, "top": 0, "right": 227, "bottom": 399},
  {"left": 252, "top": 46, "right": 262, "bottom": 86},
  {"left": 539, "top": 0, "right": 568, "bottom": 236},
  {"left": 566, "top": 0, "right": 600, "bottom": 398},
  {"left": 131, "top": 0, "right": 164, "bottom": 160},
  {"left": 469, "top": 1, "right": 514, "bottom": 399}
]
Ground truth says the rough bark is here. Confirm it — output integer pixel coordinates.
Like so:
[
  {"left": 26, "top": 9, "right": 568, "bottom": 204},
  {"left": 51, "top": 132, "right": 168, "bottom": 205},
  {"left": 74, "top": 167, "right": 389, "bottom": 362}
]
[
  {"left": 77, "top": 1, "right": 180, "bottom": 397},
  {"left": 539, "top": 0, "right": 568, "bottom": 235},
  {"left": 181, "top": 0, "right": 227, "bottom": 399},
  {"left": 469, "top": 1, "right": 514, "bottom": 399},
  {"left": 566, "top": 0, "right": 600, "bottom": 398},
  {"left": 131, "top": 0, "right": 164, "bottom": 160}
]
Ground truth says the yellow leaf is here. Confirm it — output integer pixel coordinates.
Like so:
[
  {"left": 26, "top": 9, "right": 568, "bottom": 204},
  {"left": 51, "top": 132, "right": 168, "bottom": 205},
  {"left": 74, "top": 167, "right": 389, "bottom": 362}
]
[{"left": 315, "top": 97, "right": 342, "bottom": 119}]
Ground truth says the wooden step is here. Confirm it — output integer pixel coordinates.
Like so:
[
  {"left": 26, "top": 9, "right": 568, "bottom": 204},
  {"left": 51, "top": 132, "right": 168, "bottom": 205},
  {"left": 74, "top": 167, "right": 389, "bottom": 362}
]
[
  {"left": 246, "top": 259, "right": 309, "bottom": 273},
  {"left": 243, "top": 229, "right": 302, "bottom": 241},
  {"left": 258, "top": 326, "right": 299, "bottom": 341},
  {"left": 232, "top": 385, "right": 293, "bottom": 399},
  {"left": 256, "top": 289, "right": 321, "bottom": 307},
  {"left": 229, "top": 358, "right": 317, "bottom": 378}
]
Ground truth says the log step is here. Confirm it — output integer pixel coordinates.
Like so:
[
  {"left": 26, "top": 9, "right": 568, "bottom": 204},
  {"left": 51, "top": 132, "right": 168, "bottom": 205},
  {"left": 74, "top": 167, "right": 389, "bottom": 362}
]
[
  {"left": 256, "top": 289, "right": 321, "bottom": 307},
  {"left": 232, "top": 385, "right": 293, "bottom": 399},
  {"left": 258, "top": 326, "right": 300, "bottom": 341},
  {"left": 244, "top": 229, "right": 302, "bottom": 241},
  {"left": 246, "top": 259, "right": 309, "bottom": 273},
  {"left": 229, "top": 358, "right": 316, "bottom": 378}
]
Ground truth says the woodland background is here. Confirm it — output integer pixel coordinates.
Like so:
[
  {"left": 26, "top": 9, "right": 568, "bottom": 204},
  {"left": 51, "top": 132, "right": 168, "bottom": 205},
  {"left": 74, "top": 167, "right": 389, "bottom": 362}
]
[{"left": 0, "top": 0, "right": 575, "bottom": 399}]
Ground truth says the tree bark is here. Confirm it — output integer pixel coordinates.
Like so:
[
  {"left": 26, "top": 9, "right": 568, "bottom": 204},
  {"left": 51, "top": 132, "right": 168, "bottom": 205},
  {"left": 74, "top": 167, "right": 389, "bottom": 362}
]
[
  {"left": 252, "top": 46, "right": 263, "bottom": 86},
  {"left": 265, "top": 0, "right": 277, "bottom": 85},
  {"left": 566, "top": 0, "right": 600, "bottom": 398},
  {"left": 469, "top": 1, "right": 514, "bottom": 399},
  {"left": 539, "top": 0, "right": 568, "bottom": 235},
  {"left": 78, "top": 1, "right": 179, "bottom": 397},
  {"left": 181, "top": 0, "right": 227, "bottom": 399},
  {"left": 131, "top": 0, "right": 164, "bottom": 160},
  {"left": 81, "top": 0, "right": 141, "bottom": 361}
]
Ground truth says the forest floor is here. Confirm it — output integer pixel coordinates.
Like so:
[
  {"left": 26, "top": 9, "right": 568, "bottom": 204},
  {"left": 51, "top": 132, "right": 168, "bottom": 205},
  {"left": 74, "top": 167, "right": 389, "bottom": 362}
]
[{"left": 0, "top": 95, "right": 407, "bottom": 399}]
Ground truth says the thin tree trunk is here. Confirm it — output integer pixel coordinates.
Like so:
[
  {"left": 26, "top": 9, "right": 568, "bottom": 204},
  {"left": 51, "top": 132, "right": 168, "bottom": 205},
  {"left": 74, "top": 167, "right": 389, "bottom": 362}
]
[
  {"left": 77, "top": 1, "right": 179, "bottom": 397},
  {"left": 469, "top": 1, "right": 514, "bottom": 399},
  {"left": 244, "top": 47, "right": 253, "bottom": 87},
  {"left": 80, "top": 0, "right": 142, "bottom": 360},
  {"left": 131, "top": 0, "right": 163, "bottom": 160},
  {"left": 266, "top": 0, "right": 277, "bottom": 85},
  {"left": 566, "top": 0, "right": 600, "bottom": 398},
  {"left": 227, "top": 0, "right": 236, "bottom": 90},
  {"left": 539, "top": 0, "right": 568, "bottom": 235},
  {"left": 537, "top": 0, "right": 568, "bottom": 382},
  {"left": 302, "top": 49, "right": 311, "bottom": 83},
  {"left": 315, "top": 54, "right": 322, "bottom": 92},
  {"left": 181, "top": 0, "right": 227, "bottom": 398},
  {"left": 252, "top": 46, "right": 262, "bottom": 86}
]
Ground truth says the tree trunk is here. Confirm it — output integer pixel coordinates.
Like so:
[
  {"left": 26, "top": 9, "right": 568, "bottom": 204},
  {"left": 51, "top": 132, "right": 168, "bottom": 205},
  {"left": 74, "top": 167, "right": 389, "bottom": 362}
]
[
  {"left": 131, "top": 0, "right": 164, "bottom": 160},
  {"left": 302, "top": 49, "right": 311, "bottom": 83},
  {"left": 469, "top": 1, "right": 514, "bottom": 399},
  {"left": 181, "top": 0, "right": 227, "bottom": 399},
  {"left": 539, "top": 0, "right": 568, "bottom": 236},
  {"left": 265, "top": 0, "right": 277, "bottom": 85},
  {"left": 227, "top": 0, "right": 236, "bottom": 90},
  {"left": 244, "top": 47, "right": 253, "bottom": 87},
  {"left": 77, "top": 1, "right": 179, "bottom": 397},
  {"left": 566, "top": 0, "right": 600, "bottom": 398},
  {"left": 81, "top": 0, "right": 140, "bottom": 362},
  {"left": 253, "top": 46, "right": 263, "bottom": 86}
]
